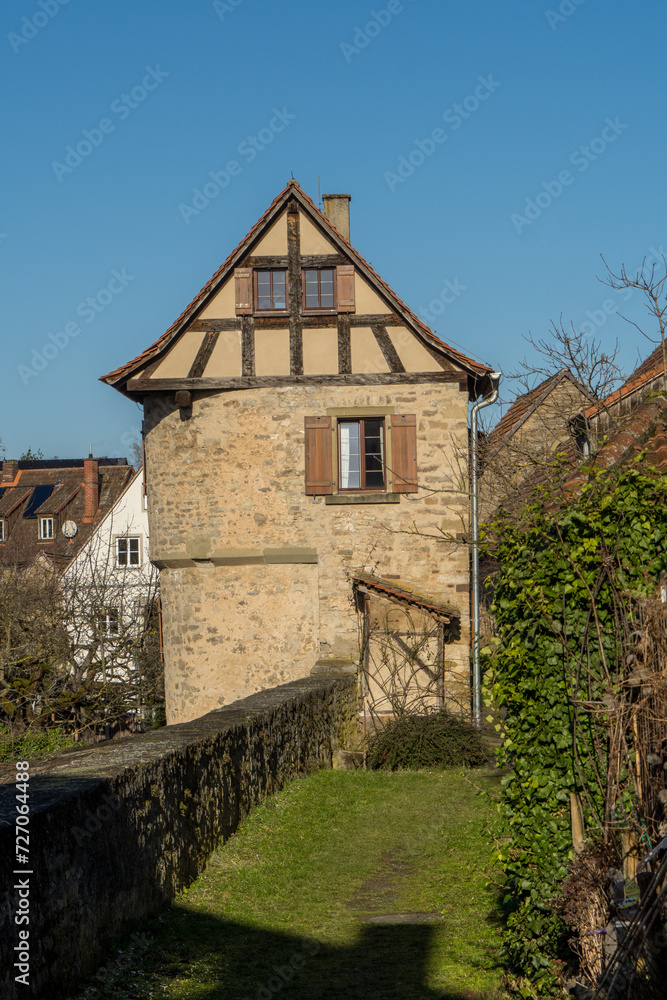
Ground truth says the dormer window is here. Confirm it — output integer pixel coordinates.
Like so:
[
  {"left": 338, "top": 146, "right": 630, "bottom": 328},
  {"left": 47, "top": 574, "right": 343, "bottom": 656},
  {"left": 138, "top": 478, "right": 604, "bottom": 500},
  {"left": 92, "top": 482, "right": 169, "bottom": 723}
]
[
  {"left": 0, "top": 519, "right": 5, "bottom": 542},
  {"left": 38, "top": 517, "right": 54, "bottom": 540},
  {"left": 255, "top": 269, "right": 287, "bottom": 311}
]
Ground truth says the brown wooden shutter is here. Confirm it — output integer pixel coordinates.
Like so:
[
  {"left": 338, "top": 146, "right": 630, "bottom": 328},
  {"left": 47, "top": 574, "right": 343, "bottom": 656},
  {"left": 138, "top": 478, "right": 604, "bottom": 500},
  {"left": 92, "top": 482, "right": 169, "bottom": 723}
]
[
  {"left": 336, "top": 265, "right": 356, "bottom": 312},
  {"left": 304, "top": 416, "right": 333, "bottom": 495},
  {"left": 391, "top": 414, "right": 418, "bottom": 493},
  {"left": 234, "top": 268, "right": 252, "bottom": 314}
]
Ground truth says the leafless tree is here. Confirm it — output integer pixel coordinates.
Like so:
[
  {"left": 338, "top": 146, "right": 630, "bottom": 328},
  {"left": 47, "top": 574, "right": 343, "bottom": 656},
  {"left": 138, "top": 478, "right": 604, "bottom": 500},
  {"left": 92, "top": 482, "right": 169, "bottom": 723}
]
[
  {"left": 600, "top": 253, "right": 667, "bottom": 389},
  {"left": 0, "top": 544, "right": 163, "bottom": 739}
]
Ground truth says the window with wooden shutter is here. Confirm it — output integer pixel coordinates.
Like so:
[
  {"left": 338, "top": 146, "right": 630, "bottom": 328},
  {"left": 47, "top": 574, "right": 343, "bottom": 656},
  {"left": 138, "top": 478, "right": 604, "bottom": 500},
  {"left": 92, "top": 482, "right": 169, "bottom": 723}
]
[
  {"left": 336, "top": 265, "right": 356, "bottom": 312},
  {"left": 234, "top": 268, "right": 252, "bottom": 315},
  {"left": 390, "top": 414, "right": 418, "bottom": 493},
  {"left": 304, "top": 416, "right": 333, "bottom": 495}
]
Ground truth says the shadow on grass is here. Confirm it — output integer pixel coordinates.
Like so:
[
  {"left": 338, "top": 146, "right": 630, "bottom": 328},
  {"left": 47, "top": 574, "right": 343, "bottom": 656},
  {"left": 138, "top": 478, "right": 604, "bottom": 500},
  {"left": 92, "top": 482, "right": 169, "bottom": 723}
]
[{"left": 82, "top": 906, "right": 504, "bottom": 1000}]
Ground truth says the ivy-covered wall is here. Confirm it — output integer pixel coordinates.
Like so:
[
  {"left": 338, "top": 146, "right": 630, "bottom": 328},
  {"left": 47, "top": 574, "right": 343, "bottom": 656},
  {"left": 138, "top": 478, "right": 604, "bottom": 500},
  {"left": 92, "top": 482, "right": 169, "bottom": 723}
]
[{"left": 487, "top": 465, "right": 667, "bottom": 994}]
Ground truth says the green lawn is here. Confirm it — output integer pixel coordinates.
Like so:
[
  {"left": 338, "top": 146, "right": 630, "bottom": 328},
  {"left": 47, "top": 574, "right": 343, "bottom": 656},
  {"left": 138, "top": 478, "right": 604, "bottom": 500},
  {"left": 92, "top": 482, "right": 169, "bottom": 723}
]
[{"left": 72, "top": 768, "right": 506, "bottom": 1000}]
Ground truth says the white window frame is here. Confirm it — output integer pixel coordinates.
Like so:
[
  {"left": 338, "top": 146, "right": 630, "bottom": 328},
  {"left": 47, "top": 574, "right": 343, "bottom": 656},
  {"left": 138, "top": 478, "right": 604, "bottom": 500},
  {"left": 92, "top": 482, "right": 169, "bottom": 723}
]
[
  {"left": 0, "top": 520, "right": 5, "bottom": 542},
  {"left": 97, "top": 607, "right": 120, "bottom": 636},
  {"left": 38, "top": 517, "right": 54, "bottom": 540},
  {"left": 116, "top": 535, "right": 142, "bottom": 568}
]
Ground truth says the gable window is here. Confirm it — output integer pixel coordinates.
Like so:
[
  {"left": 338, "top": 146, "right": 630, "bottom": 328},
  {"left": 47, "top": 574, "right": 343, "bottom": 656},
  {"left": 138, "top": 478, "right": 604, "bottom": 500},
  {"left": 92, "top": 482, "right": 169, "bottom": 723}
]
[
  {"left": 255, "top": 269, "right": 287, "bottom": 311},
  {"left": 339, "top": 419, "right": 385, "bottom": 491},
  {"left": 303, "top": 268, "right": 335, "bottom": 310},
  {"left": 38, "top": 517, "right": 54, "bottom": 540},
  {"left": 304, "top": 414, "right": 418, "bottom": 496},
  {"left": 116, "top": 536, "right": 141, "bottom": 568}
]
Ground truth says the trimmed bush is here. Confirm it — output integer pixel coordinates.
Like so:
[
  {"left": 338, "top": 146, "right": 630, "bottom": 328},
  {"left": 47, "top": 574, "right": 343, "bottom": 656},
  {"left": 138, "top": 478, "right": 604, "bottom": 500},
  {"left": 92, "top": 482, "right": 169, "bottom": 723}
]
[{"left": 366, "top": 710, "right": 491, "bottom": 771}]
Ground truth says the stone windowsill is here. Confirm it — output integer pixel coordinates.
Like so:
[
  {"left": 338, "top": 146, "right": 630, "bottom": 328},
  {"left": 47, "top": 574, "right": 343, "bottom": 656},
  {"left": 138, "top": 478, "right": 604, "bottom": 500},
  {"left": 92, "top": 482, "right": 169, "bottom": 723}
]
[{"left": 324, "top": 493, "right": 400, "bottom": 505}]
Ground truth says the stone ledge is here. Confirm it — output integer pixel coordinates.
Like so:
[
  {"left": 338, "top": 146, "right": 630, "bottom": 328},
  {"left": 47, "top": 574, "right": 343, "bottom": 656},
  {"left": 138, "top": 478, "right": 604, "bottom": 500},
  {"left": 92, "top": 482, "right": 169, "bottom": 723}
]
[
  {"left": 324, "top": 493, "right": 400, "bottom": 505},
  {"left": 152, "top": 547, "right": 319, "bottom": 568}
]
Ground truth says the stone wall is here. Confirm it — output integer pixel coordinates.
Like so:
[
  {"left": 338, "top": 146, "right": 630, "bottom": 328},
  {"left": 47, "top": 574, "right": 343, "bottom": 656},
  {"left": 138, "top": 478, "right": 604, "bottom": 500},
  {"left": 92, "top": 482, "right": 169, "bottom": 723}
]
[
  {"left": 0, "top": 674, "right": 357, "bottom": 1000},
  {"left": 144, "top": 381, "right": 471, "bottom": 723}
]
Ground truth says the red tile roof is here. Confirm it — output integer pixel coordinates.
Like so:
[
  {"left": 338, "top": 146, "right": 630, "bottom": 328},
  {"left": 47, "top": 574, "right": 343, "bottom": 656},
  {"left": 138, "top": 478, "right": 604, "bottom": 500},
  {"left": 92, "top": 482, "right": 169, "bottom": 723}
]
[
  {"left": 0, "top": 459, "right": 134, "bottom": 572},
  {"left": 564, "top": 395, "right": 667, "bottom": 495},
  {"left": 101, "top": 182, "right": 491, "bottom": 390},
  {"left": 352, "top": 575, "right": 460, "bottom": 622},
  {"left": 585, "top": 343, "right": 667, "bottom": 419}
]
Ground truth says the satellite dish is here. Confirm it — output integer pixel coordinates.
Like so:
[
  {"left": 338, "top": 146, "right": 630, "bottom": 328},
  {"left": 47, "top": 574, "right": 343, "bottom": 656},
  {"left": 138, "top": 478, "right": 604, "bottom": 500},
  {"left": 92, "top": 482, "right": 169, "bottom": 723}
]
[{"left": 62, "top": 520, "right": 78, "bottom": 539}]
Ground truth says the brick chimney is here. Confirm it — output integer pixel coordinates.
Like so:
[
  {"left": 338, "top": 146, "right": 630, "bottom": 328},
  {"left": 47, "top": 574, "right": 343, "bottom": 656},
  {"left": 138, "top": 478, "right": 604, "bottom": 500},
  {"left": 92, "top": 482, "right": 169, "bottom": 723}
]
[
  {"left": 83, "top": 458, "right": 99, "bottom": 522},
  {"left": 1, "top": 460, "right": 18, "bottom": 484},
  {"left": 322, "top": 193, "right": 351, "bottom": 242}
]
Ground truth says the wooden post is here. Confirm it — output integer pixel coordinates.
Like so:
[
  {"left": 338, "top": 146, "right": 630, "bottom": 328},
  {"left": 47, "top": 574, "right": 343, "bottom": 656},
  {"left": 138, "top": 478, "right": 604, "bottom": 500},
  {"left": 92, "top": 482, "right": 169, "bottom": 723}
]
[{"left": 570, "top": 792, "right": 585, "bottom": 856}]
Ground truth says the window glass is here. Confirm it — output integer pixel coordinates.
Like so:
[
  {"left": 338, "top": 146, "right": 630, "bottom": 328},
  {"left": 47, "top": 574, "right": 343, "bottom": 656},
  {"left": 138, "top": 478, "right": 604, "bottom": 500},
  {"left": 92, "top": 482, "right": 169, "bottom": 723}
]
[
  {"left": 339, "top": 419, "right": 385, "bottom": 491},
  {"left": 304, "top": 269, "right": 319, "bottom": 310},
  {"left": 304, "top": 268, "right": 335, "bottom": 309},
  {"left": 320, "top": 269, "right": 334, "bottom": 308},
  {"left": 364, "top": 419, "right": 385, "bottom": 489},
  {"left": 340, "top": 422, "right": 361, "bottom": 490},
  {"left": 272, "top": 270, "right": 286, "bottom": 309},
  {"left": 117, "top": 536, "right": 141, "bottom": 567},
  {"left": 256, "top": 270, "right": 287, "bottom": 310},
  {"left": 257, "top": 271, "right": 272, "bottom": 310},
  {"left": 39, "top": 517, "right": 54, "bottom": 540}
]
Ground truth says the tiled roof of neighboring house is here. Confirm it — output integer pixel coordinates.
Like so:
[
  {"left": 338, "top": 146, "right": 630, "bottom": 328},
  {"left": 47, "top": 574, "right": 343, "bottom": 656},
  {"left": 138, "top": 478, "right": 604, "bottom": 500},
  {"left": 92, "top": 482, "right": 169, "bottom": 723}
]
[
  {"left": 588, "top": 394, "right": 667, "bottom": 472},
  {"left": 564, "top": 395, "right": 667, "bottom": 494},
  {"left": 487, "top": 369, "right": 594, "bottom": 456},
  {"left": 352, "top": 575, "right": 460, "bottom": 623},
  {"left": 101, "top": 181, "right": 492, "bottom": 392},
  {"left": 585, "top": 343, "right": 667, "bottom": 419},
  {"left": 0, "top": 458, "right": 134, "bottom": 571}
]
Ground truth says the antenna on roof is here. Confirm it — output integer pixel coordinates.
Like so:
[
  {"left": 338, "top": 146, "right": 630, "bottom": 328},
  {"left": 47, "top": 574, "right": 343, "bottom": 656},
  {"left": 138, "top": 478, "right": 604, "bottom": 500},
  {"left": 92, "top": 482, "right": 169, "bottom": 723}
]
[{"left": 318, "top": 174, "right": 322, "bottom": 211}]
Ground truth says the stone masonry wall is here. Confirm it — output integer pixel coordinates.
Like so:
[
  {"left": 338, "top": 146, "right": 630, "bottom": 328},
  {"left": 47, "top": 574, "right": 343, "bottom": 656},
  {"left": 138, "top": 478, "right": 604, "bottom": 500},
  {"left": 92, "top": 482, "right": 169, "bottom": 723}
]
[
  {"left": 144, "top": 381, "right": 471, "bottom": 723},
  {"left": 0, "top": 675, "right": 357, "bottom": 1000}
]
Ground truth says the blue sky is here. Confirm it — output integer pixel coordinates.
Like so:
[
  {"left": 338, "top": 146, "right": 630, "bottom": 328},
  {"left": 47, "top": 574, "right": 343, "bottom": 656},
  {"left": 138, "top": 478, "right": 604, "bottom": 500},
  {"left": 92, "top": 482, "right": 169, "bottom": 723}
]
[{"left": 2, "top": 0, "right": 666, "bottom": 460}]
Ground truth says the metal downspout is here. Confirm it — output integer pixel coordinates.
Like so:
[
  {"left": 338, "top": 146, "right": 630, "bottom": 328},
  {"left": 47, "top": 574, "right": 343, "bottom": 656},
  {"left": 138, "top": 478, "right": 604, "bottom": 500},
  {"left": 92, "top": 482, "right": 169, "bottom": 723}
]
[{"left": 470, "top": 373, "right": 501, "bottom": 729}]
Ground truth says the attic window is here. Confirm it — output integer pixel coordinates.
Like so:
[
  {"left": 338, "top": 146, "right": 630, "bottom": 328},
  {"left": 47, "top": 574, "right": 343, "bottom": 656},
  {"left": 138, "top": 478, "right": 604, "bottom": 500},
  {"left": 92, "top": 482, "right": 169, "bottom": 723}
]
[
  {"left": 0, "top": 520, "right": 5, "bottom": 542},
  {"left": 303, "top": 268, "right": 335, "bottom": 311},
  {"left": 255, "top": 270, "right": 287, "bottom": 311},
  {"left": 38, "top": 517, "right": 54, "bottom": 540},
  {"left": 116, "top": 536, "right": 141, "bottom": 567}
]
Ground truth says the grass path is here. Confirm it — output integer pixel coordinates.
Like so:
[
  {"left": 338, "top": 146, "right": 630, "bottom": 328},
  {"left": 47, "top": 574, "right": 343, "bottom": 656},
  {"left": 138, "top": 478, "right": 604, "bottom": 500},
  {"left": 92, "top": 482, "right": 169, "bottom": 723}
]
[{"left": 72, "top": 768, "right": 506, "bottom": 1000}]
